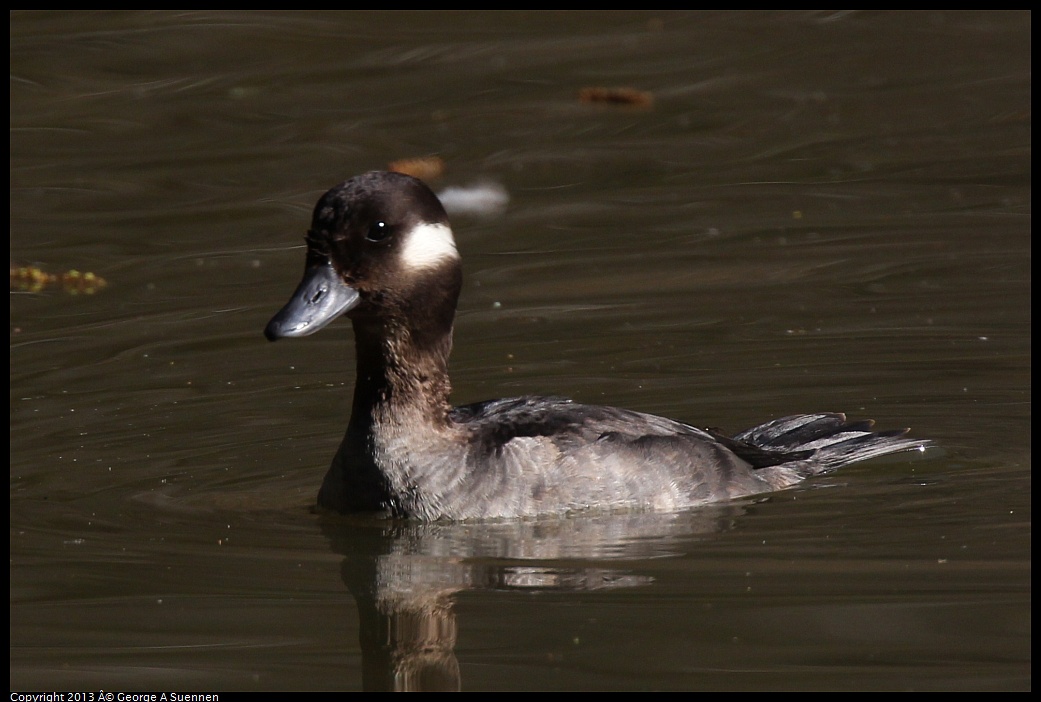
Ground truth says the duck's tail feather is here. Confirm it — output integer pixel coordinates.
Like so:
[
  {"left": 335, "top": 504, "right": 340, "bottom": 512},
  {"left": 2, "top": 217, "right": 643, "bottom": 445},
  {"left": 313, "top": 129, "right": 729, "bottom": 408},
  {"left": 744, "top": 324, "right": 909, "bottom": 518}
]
[{"left": 729, "top": 412, "right": 929, "bottom": 476}]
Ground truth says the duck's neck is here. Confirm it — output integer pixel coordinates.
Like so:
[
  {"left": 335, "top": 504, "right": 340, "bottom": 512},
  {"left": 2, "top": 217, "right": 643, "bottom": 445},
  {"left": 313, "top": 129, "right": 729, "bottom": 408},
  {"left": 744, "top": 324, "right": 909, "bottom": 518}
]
[{"left": 349, "top": 316, "right": 454, "bottom": 434}]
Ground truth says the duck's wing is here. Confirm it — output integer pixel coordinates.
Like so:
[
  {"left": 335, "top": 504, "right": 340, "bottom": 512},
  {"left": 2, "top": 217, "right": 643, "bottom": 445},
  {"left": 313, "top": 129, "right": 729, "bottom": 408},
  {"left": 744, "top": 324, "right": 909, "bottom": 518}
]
[{"left": 447, "top": 397, "right": 775, "bottom": 515}]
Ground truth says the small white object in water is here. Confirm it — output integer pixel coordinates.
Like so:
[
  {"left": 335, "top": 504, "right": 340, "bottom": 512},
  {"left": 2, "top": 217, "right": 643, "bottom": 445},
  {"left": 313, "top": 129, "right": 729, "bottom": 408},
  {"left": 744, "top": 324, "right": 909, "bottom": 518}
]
[{"left": 436, "top": 182, "right": 509, "bottom": 216}]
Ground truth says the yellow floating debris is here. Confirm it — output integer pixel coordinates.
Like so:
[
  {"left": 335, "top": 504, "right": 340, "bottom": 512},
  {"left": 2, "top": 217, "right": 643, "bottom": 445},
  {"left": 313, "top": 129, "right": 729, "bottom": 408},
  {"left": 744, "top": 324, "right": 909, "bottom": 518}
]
[{"left": 10, "top": 265, "right": 107, "bottom": 294}]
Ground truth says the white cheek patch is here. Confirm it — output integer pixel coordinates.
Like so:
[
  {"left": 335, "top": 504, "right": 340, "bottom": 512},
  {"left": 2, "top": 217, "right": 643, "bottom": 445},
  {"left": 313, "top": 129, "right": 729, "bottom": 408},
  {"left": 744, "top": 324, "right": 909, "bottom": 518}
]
[{"left": 399, "top": 223, "right": 460, "bottom": 271}]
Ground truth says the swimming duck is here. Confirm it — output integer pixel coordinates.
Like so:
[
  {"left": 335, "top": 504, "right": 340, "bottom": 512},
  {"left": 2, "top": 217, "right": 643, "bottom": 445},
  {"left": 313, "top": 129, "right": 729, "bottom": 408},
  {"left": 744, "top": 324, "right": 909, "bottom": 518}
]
[{"left": 265, "top": 171, "right": 927, "bottom": 520}]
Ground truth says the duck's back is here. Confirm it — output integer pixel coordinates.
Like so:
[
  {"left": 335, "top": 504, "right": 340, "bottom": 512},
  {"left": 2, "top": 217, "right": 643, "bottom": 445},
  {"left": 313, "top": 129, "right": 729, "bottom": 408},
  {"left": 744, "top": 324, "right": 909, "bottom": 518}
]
[{"left": 440, "top": 397, "right": 818, "bottom": 519}]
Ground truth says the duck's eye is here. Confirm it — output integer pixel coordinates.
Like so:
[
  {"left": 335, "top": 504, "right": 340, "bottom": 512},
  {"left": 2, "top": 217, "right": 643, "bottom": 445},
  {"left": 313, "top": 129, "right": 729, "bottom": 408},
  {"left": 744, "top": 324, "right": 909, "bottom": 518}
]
[{"left": 366, "top": 222, "right": 389, "bottom": 242}]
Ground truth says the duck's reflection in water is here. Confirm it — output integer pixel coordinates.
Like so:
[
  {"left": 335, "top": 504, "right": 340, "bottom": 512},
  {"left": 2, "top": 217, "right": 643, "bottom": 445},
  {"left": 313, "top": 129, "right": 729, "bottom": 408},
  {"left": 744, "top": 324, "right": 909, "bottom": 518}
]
[{"left": 323, "top": 503, "right": 750, "bottom": 691}]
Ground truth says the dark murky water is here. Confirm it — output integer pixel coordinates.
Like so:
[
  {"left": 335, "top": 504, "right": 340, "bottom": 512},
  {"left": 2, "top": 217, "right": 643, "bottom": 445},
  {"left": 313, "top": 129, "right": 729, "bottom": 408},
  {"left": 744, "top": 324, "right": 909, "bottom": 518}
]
[{"left": 10, "top": 11, "right": 1030, "bottom": 691}]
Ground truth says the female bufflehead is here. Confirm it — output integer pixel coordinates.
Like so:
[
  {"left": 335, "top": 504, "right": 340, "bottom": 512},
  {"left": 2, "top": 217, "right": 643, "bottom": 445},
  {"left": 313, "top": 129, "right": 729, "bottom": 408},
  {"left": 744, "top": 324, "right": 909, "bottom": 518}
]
[{"left": 265, "top": 171, "right": 927, "bottom": 520}]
